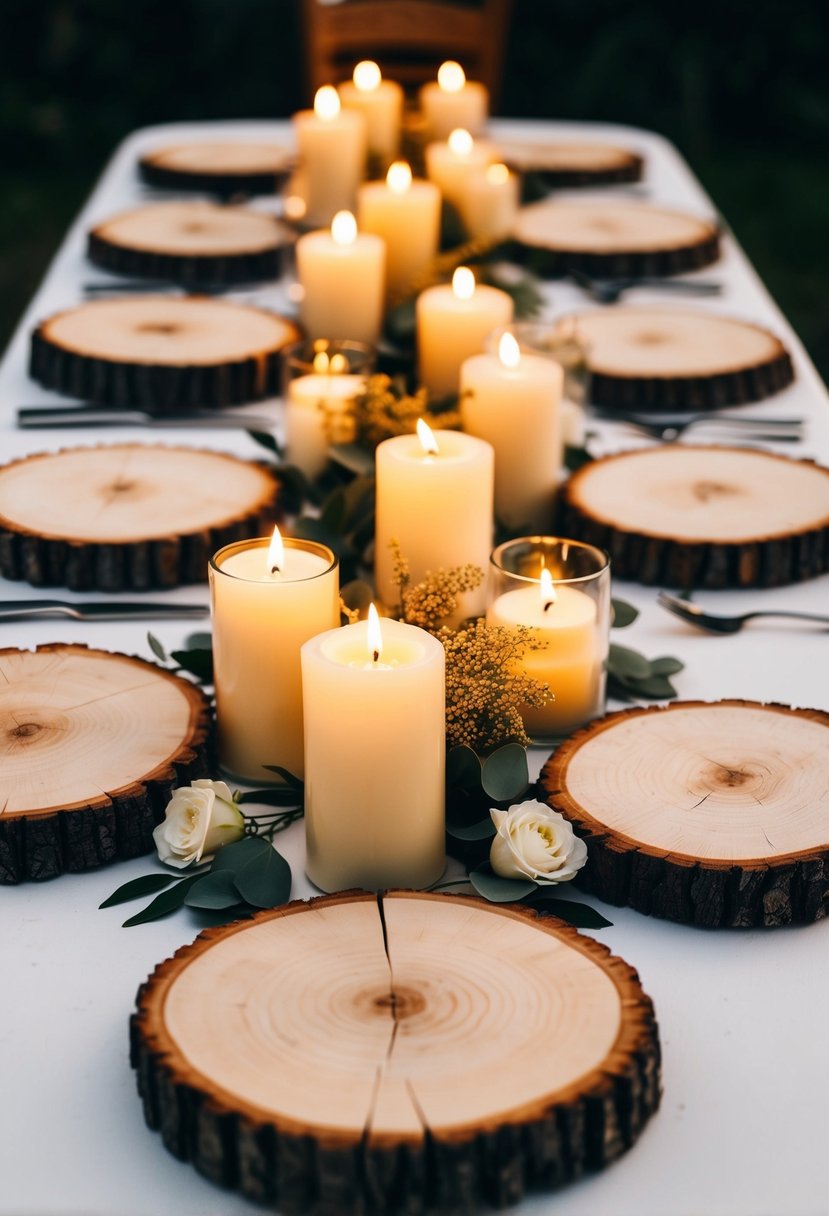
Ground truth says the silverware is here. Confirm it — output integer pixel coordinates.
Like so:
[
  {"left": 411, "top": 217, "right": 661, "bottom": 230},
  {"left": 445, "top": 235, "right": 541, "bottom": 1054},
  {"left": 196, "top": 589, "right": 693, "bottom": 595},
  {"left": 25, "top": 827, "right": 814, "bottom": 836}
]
[
  {"left": 17, "top": 405, "right": 278, "bottom": 430},
  {"left": 0, "top": 599, "right": 208, "bottom": 621},
  {"left": 657, "top": 591, "right": 829, "bottom": 635},
  {"left": 591, "top": 409, "right": 804, "bottom": 443},
  {"left": 569, "top": 269, "right": 722, "bottom": 304}
]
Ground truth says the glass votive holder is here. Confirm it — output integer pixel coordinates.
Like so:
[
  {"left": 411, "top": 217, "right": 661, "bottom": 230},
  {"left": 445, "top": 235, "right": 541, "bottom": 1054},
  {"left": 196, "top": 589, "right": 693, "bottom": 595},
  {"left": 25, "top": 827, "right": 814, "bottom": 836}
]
[
  {"left": 486, "top": 536, "right": 610, "bottom": 743},
  {"left": 283, "top": 338, "right": 376, "bottom": 482},
  {"left": 486, "top": 319, "right": 591, "bottom": 446}
]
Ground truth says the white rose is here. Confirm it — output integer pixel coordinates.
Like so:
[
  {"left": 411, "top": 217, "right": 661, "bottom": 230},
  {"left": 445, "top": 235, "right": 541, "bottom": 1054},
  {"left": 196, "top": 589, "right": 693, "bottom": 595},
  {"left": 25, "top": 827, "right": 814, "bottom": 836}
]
[
  {"left": 153, "top": 779, "right": 244, "bottom": 869},
  {"left": 489, "top": 800, "right": 587, "bottom": 885}
]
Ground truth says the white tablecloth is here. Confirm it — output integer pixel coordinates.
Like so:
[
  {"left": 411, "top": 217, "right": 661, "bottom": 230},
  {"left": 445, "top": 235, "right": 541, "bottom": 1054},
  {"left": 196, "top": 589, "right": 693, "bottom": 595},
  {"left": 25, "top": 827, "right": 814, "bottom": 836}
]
[{"left": 1, "top": 119, "right": 828, "bottom": 1216}]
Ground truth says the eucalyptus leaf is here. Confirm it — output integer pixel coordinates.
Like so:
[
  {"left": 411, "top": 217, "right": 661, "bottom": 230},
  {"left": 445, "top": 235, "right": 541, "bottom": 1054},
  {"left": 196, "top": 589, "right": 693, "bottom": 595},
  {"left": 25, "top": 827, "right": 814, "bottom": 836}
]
[
  {"left": 211, "top": 835, "right": 273, "bottom": 872},
  {"left": 481, "top": 743, "right": 529, "bottom": 802},
  {"left": 469, "top": 865, "right": 538, "bottom": 903},
  {"left": 446, "top": 817, "right": 497, "bottom": 842},
  {"left": 99, "top": 872, "right": 178, "bottom": 908},
  {"left": 234, "top": 845, "right": 292, "bottom": 908},
  {"left": 527, "top": 895, "right": 613, "bottom": 929},
  {"left": 446, "top": 744, "right": 482, "bottom": 792},
  {"left": 629, "top": 674, "right": 679, "bottom": 699},
  {"left": 262, "top": 766, "right": 305, "bottom": 791},
  {"left": 170, "top": 647, "right": 213, "bottom": 683},
  {"left": 184, "top": 631, "right": 212, "bottom": 651},
  {"left": 122, "top": 874, "right": 201, "bottom": 927},
  {"left": 650, "top": 656, "right": 685, "bottom": 676},
  {"left": 238, "top": 788, "right": 303, "bottom": 808},
  {"left": 147, "top": 632, "right": 168, "bottom": 663},
  {"left": 246, "top": 429, "right": 283, "bottom": 457},
  {"left": 611, "top": 598, "right": 639, "bottom": 629},
  {"left": 185, "top": 869, "right": 245, "bottom": 910},
  {"left": 608, "top": 642, "right": 652, "bottom": 680},
  {"left": 564, "top": 443, "right": 594, "bottom": 472},
  {"left": 340, "top": 579, "right": 375, "bottom": 617}
]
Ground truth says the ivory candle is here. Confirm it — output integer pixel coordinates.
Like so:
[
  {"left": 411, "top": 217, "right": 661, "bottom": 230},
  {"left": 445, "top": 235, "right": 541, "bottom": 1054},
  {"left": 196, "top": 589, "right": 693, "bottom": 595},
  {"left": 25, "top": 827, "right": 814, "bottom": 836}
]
[
  {"left": 424, "top": 127, "right": 497, "bottom": 210},
  {"left": 293, "top": 85, "right": 367, "bottom": 225},
  {"left": 357, "top": 161, "right": 440, "bottom": 301},
  {"left": 302, "top": 607, "right": 445, "bottom": 892},
  {"left": 337, "top": 60, "right": 403, "bottom": 163},
  {"left": 296, "top": 210, "right": 385, "bottom": 344},
  {"left": 417, "top": 266, "right": 513, "bottom": 401},
  {"left": 375, "top": 419, "right": 494, "bottom": 622},
  {"left": 286, "top": 362, "right": 365, "bottom": 481},
  {"left": 420, "top": 60, "right": 489, "bottom": 139},
  {"left": 210, "top": 530, "right": 340, "bottom": 783},
  {"left": 461, "top": 332, "right": 563, "bottom": 531},
  {"left": 460, "top": 162, "right": 520, "bottom": 238}
]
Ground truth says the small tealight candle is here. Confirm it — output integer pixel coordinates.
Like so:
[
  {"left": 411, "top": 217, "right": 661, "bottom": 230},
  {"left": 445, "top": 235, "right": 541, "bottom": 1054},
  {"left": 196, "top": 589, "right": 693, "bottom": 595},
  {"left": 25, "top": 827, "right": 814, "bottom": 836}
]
[
  {"left": 293, "top": 85, "right": 367, "bottom": 225},
  {"left": 357, "top": 161, "right": 441, "bottom": 302},
  {"left": 420, "top": 60, "right": 489, "bottom": 139},
  {"left": 424, "top": 127, "right": 497, "bottom": 211},
  {"left": 460, "top": 162, "right": 520, "bottom": 238},
  {"left": 416, "top": 266, "right": 513, "bottom": 401},
  {"left": 461, "top": 331, "right": 563, "bottom": 531},
  {"left": 301, "top": 606, "right": 445, "bottom": 892},
  {"left": 210, "top": 528, "right": 340, "bottom": 782},
  {"left": 296, "top": 210, "right": 385, "bottom": 344},
  {"left": 337, "top": 60, "right": 403, "bottom": 163},
  {"left": 285, "top": 344, "right": 370, "bottom": 480}
]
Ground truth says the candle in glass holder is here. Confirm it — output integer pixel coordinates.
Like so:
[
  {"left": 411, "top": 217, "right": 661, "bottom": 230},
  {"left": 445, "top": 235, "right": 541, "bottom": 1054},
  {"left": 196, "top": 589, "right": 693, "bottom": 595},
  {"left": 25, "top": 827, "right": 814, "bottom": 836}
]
[
  {"left": 357, "top": 161, "right": 441, "bottom": 301},
  {"left": 337, "top": 60, "right": 403, "bottom": 163},
  {"left": 420, "top": 60, "right": 488, "bottom": 139},
  {"left": 293, "top": 85, "right": 367, "bottom": 225},
  {"left": 296, "top": 210, "right": 385, "bottom": 344},
  {"left": 424, "top": 127, "right": 497, "bottom": 211},
  {"left": 417, "top": 266, "right": 513, "bottom": 401},
  {"left": 285, "top": 342, "right": 372, "bottom": 481},
  {"left": 461, "top": 331, "right": 563, "bottom": 531},
  {"left": 460, "top": 162, "right": 520, "bottom": 238},
  {"left": 210, "top": 528, "right": 340, "bottom": 783},
  {"left": 301, "top": 605, "right": 445, "bottom": 892}
]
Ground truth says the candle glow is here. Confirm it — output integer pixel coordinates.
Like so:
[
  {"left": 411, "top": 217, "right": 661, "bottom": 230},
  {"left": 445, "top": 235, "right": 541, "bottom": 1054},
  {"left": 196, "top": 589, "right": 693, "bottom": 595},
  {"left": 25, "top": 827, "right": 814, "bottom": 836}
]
[
  {"left": 453, "top": 266, "right": 476, "bottom": 300},
  {"left": 498, "top": 331, "right": 521, "bottom": 369},
  {"left": 540, "top": 566, "right": 556, "bottom": 610},
  {"left": 386, "top": 160, "right": 412, "bottom": 194},
  {"left": 438, "top": 61, "right": 466, "bottom": 92},
  {"left": 267, "top": 525, "right": 285, "bottom": 575},
  {"left": 448, "top": 128, "right": 474, "bottom": 156},
  {"left": 331, "top": 210, "right": 358, "bottom": 246},
  {"left": 367, "top": 602, "right": 383, "bottom": 663},
  {"left": 314, "top": 85, "right": 341, "bottom": 120},
  {"left": 353, "top": 60, "right": 382, "bottom": 92},
  {"left": 416, "top": 417, "right": 440, "bottom": 455},
  {"left": 487, "top": 162, "right": 511, "bottom": 185}
]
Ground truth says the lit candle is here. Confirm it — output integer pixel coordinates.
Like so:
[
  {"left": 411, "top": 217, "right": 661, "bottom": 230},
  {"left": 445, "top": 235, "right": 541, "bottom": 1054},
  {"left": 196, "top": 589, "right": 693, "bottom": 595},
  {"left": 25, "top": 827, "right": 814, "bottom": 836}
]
[
  {"left": 301, "top": 606, "right": 445, "bottom": 891},
  {"left": 209, "top": 528, "right": 340, "bottom": 782},
  {"left": 357, "top": 161, "right": 441, "bottom": 301},
  {"left": 296, "top": 209, "right": 385, "bottom": 344},
  {"left": 424, "top": 127, "right": 497, "bottom": 211},
  {"left": 461, "top": 331, "right": 563, "bottom": 530},
  {"left": 375, "top": 418, "right": 494, "bottom": 622},
  {"left": 419, "top": 60, "right": 489, "bottom": 139},
  {"left": 337, "top": 60, "right": 403, "bottom": 164},
  {"left": 293, "top": 85, "right": 367, "bottom": 225},
  {"left": 285, "top": 347, "right": 366, "bottom": 481},
  {"left": 459, "top": 162, "right": 520, "bottom": 238},
  {"left": 416, "top": 266, "right": 513, "bottom": 401}
]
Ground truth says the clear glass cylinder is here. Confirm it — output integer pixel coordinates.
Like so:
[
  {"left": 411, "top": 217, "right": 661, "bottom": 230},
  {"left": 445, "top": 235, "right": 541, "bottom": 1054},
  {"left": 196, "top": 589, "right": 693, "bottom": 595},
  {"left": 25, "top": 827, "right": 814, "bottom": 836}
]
[{"left": 282, "top": 338, "right": 376, "bottom": 482}]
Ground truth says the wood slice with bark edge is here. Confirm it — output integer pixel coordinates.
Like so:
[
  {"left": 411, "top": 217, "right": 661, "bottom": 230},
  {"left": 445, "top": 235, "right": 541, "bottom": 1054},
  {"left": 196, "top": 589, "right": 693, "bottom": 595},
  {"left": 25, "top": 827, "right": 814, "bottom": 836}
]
[
  {"left": 500, "top": 141, "right": 644, "bottom": 187},
  {"left": 130, "top": 890, "right": 661, "bottom": 1214},
  {"left": 509, "top": 200, "right": 720, "bottom": 278},
  {"left": 139, "top": 141, "right": 296, "bottom": 196},
  {"left": 562, "top": 307, "right": 794, "bottom": 410},
  {"left": 29, "top": 296, "right": 301, "bottom": 413},
  {"left": 0, "top": 643, "right": 212, "bottom": 884},
  {"left": 558, "top": 445, "right": 829, "bottom": 589},
  {"left": 88, "top": 202, "right": 293, "bottom": 287},
  {"left": 540, "top": 700, "right": 829, "bottom": 928},
  {"left": 0, "top": 444, "right": 282, "bottom": 591}
]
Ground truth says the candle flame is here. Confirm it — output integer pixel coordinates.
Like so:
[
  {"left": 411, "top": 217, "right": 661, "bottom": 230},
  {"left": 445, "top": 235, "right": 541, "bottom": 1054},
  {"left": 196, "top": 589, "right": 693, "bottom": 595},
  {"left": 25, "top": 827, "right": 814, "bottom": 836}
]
[
  {"left": 331, "top": 210, "right": 357, "bottom": 246},
  {"left": 416, "top": 417, "right": 440, "bottom": 455},
  {"left": 367, "top": 602, "right": 383, "bottom": 664},
  {"left": 540, "top": 566, "right": 556, "bottom": 612},
  {"left": 438, "top": 61, "right": 466, "bottom": 93},
  {"left": 386, "top": 160, "right": 412, "bottom": 194},
  {"left": 312, "top": 350, "right": 330, "bottom": 373},
  {"left": 314, "top": 85, "right": 340, "bottom": 120},
  {"left": 498, "top": 331, "right": 521, "bottom": 369},
  {"left": 448, "top": 128, "right": 473, "bottom": 156},
  {"left": 353, "top": 60, "right": 381, "bottom": 92},
  {"left": 452, "top": 265, "right": 475, "bottom": 300},
  {"left": 268, "top": 525, "right": 285, "bottom": 575},
  {"left": 486, "top": 162, "right": 510, "bottom": 185},
  {"left": 329, "top": 352, "right": 348, "bottom": 373},
  {"left": 283, "top": 193, "right": 307, "bottom": 221}
]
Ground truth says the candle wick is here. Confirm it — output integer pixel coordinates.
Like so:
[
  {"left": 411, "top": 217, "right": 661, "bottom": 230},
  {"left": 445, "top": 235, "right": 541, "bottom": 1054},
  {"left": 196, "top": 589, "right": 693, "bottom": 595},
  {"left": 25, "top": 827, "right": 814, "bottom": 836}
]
[
  {"left": 543, "top": 599, "right": 555, "bottom": 613},
  {"left": 271, "top": 564, "right": 281, "bottom": 575},
  {"left": 373, "top": 649, "right": 380, "bottom": 663}
]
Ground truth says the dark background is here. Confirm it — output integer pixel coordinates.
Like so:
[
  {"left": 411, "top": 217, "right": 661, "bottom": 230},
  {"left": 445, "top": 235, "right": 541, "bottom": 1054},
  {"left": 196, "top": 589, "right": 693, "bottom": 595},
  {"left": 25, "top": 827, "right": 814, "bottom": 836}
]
[{"left": 1, "top": 0, "right": 826, "bottom": 379}]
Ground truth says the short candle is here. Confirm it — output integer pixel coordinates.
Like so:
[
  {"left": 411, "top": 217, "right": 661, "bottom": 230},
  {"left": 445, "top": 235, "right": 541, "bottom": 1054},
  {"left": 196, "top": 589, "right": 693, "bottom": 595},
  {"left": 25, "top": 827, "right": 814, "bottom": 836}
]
[
  {"left": 416, "top": 265, "right": 513, "bottom": 401},
  {"left": 337, "top": 60, "right": 403, "bottom": 163},
  {"left": 424, "top": 127, "right": 497, "bottom": 211},
  {"left": 460, "top": 162, "right": 520, "bottom": 239},
  {"left": 293, "top": 85, "right": 367, "bottom": 225},
  {"left": 420, "top": 60, "right": 489, "bottom": 139},
  {"left": 285, "top": 346, "right": 367, "bottom": 481},
  {"left": 296, "top": 209, "right": 385, "bottom": 344},
  {"left": 357, "top": 161, "right": 441, "bottom": 302}
]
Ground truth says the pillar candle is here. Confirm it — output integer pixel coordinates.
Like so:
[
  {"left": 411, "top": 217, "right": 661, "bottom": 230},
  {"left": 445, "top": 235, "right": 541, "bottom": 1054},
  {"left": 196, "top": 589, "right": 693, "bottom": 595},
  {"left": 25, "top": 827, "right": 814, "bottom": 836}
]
[
  {"left": 375, "top": 420, "right": 494, "bottom": 621},
  {"left": 357, "top": 161, "right": 441, "bottom": 302},
  {"left": 293, "top": 85, "right": 367, "bottom": 226},
  {"left": 210, "top": 530, "right": 340, "bottom": 783},
  {"left": 296, "top": 210, "right": 385, "bottom": 344},
  {"left": 419, "top": 61, "right": 489, "bottom": 139},
  {"left": 416, "top": 266, "right": 513, "bottom": 401},
  {"left": 461, "top": 332, "right": 563, "bottom": 531},
  {"left": 285, "top": 368, "right": 366, "bottom": 481},
  {"left": 460, "top": 162, "right": 520, "bottom": 239},
  {"left": 424, "top": 127, "right": 497, "bottom": 211},
  {"left": 337, "top": 60, "right": 403, "bottom": 164},
  {"left": 302, "top": 608, "right": 445, "bottom": 892}
]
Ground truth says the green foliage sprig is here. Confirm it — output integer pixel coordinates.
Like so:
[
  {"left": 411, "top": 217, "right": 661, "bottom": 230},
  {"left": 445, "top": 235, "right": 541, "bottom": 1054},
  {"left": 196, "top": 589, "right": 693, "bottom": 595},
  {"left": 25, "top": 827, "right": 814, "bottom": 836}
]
[{"left": 609, "top": 598, "right": 684, "bottom": 700}]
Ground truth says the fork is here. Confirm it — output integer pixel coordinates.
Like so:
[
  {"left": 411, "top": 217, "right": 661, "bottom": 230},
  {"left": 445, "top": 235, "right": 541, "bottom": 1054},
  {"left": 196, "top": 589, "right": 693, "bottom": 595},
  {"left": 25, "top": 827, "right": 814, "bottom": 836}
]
[
  {"left": 0, "top": 600, "right": 208, "bottom": 621},
  {"left": 569, "top": 269, "right": 722, "bottom": 304},
  {"left": 657, "top": 591, "right": 829, "bottom": 634},
  {"left": 591, "top": 409, "right": 804, "bottom": 443}
]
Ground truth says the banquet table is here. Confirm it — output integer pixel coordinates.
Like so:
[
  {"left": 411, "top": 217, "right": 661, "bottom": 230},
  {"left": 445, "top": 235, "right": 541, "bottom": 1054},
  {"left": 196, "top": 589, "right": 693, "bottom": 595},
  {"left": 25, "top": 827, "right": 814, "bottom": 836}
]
[{"left": 1, "top": 117, "right": 828, "bottom": 1216}]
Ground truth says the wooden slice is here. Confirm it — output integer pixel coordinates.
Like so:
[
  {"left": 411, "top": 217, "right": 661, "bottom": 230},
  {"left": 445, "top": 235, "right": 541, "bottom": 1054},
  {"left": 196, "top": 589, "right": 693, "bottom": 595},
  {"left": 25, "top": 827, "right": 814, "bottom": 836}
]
[
  {"left": 88, "top": 202, "right": 292, "bottom": 286},
  {"left": 541, "top": 700, "right": 829, "bottom": 928},
  {"left": 566, "top": 307, "right": 794, "bottom": 409},
  {"left": 0, "top": 643, "right": 211, "bottom": 883},
  {"left": 511, "top": 200, "right": 720, "bottom": 277},
  {"left": 559, "top": 445, "right": 829, "bottom": 588},
  {"left": 0, "top": 444, "right": 281, "bottom": 591},
  {"left": 131, "top": 890, "right": 660, "bottom": 1212},
  {"left": 501, "top": 141, "right": 644, "bottom": 186},
  {"left": 30, "top": 296, "right": 300, "bottom": 412},
  {"left": 139, "top": 141, "right": 296, "bottom": 196}
]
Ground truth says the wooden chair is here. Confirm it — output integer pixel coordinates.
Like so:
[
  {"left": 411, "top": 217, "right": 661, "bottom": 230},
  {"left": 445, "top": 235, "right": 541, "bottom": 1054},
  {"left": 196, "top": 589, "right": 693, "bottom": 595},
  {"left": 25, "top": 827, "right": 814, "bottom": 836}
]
[{"left": 300, "top": 0, "right": 515, "bottom": 105}]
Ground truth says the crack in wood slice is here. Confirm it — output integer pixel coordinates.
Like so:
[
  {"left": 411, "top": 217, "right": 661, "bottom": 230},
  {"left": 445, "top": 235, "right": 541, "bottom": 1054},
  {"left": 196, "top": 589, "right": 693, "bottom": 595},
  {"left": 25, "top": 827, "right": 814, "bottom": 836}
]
[
  {"left": 0, "top": 643, "right": 212, "bottom": 883},
  {"left": 509, "top": 200, "right": 720, "bottom": 277},
  {"left": 540, "top": 700, "right": 829, "bottom": 927},
  {"left": 88, "top": 201, "right": 293, "bottom": 286},
  {"left": 130, "top": 890, "right": 661, "bottom": 1214},
  {"left": 558, "top": 445, "right": 829, "bottom": 588},
  {"left": 500, "top": 142, "right": 643, "bottom": 186},
  {"left": 139, "top": 141, "right": 297, "bottom": 196},
  {"left": 561, "top": 307, "right": 794, "bottom": 409},
  {"left": 30, "top": 296, "right": 300, "bottom": 412},
  {"left": 0, "top": 444, "right": 282, "bottom": 590}
]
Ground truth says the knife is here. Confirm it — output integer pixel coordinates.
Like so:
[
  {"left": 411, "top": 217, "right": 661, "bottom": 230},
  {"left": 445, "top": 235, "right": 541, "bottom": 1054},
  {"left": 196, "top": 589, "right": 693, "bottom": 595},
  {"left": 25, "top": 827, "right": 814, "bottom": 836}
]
[
  {"left": 16, "top": 405, "right": 279, "bottom": 429},
  {"left": 0, "top": 600, "right": 209, "bottom": 621}
]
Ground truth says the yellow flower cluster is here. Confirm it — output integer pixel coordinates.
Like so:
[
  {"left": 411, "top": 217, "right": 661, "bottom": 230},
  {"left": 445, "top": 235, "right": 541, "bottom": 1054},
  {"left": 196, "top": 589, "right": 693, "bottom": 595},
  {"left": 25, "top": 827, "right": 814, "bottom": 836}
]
[{"left": 352, "top": 374, "right": 462, "bottom": 450}]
